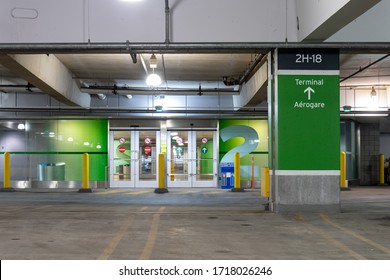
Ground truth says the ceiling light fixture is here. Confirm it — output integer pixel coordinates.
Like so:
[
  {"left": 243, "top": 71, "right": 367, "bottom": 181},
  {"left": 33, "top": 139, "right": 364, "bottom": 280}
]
[
  {"left": 17, "top": 123, "right": 25, "bottom": 130},
  {"left": 146, "top": 73, "right": 162, "bottom": 87},
  {"left": 370, "top": 86, "right": 377, "bottom": 97},
  {"left": 149, "top": 54, "right": 157, "bottom": 69},
  {"left": 146, "top": 54, "right": 162, "bottom": 87}
]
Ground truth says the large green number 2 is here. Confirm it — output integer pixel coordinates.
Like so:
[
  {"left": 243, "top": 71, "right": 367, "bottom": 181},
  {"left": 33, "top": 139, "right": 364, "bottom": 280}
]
[{"left": 220, "top": 125, "right": 259, "bottom": 163}]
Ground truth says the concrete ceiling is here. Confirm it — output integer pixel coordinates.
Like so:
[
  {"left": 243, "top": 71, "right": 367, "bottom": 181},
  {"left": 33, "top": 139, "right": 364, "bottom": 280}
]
[{"left": 2, "top": 50, "right": 390, "bottom": 108}]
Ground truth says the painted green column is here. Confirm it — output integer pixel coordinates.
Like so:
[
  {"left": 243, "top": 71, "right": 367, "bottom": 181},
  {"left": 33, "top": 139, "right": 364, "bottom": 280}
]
[{"left": 271, "top": 48, "right": 340, "bottom": 213}]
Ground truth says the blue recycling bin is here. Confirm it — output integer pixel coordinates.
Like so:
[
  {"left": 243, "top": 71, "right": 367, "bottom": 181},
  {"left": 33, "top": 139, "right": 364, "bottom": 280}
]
[{"left": 220, "top": 162, "right": 234, "bottom": 189}]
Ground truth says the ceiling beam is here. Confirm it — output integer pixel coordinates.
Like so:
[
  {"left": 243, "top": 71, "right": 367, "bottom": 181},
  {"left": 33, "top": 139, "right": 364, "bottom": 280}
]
[
  {"left": 0, "top": 54, "right": 90, "bottom": 107},
  {"left": 297, "top": 0, "right": 381, "bottom": 41}
]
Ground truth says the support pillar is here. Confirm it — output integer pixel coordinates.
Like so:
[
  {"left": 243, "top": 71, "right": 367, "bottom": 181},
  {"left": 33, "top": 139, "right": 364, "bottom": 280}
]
[{"left": 270, "top": 49, "right": 340, "bottom": 213}]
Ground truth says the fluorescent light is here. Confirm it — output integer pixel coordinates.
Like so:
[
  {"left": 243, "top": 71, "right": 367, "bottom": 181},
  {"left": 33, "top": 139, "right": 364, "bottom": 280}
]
[
  {"left": 67, "top": 137, "right": 74, "bottom": 142},
  {"left": 17, "top": 123, "right": 25, "bottom": 130},
  {"left": 96, "top": 145, "right": 102, "bottom": 149},
  {"left": 83, "top": 142, "right": 90, "bottom": 146}
]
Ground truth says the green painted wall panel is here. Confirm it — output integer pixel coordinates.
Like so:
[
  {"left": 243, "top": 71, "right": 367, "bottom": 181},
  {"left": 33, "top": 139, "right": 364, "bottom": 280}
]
[{"left": 277, "top": 75, "right": 340, "bottom": 170}]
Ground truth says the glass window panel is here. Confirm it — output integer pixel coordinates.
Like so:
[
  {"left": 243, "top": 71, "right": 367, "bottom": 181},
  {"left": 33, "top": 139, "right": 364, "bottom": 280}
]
[{"left": 170, "top": 131, "right": 188, "bottom": 181}]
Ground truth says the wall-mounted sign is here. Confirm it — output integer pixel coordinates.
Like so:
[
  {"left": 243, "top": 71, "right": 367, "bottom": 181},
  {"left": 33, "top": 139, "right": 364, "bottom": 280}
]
[
  {"left": 118, "top": 146, "right": 126, "bottom": 153},
  {"left": 119, "top": 137, "right": 126, "bottom": 144}
]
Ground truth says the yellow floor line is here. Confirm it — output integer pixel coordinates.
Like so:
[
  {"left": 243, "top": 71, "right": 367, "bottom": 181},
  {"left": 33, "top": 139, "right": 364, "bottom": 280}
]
[
  {"left": 97, "top": 212, "right": 136, "bottom": 260},
  {"left": 176, "top": 190, "right": 201, "bottom": 195},
  {"left": 295, "top": 214, "right": 366, "bottom": 260},
  {"left": 206, "top": 191, "right": 225, "bottom": 195},
  {"left": 95, "top": 189, "right": 128, "bottom": 195},
  {"left": 126, "top": 190, "right": 152, "bottom": 195},
  {"left": 320, "top": 213, "right": 390, "bottom": 256},
  {"left": 138, "top": 206, "right": 165, "bottom": 260}
]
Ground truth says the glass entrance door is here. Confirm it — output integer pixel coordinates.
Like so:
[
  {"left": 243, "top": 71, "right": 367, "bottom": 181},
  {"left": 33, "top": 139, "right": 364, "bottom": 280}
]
[
  {"left": 167, "top": 130, "right": 217, "bottom": 188},
  {"left": 109, "top": 130, "right": 160, "bottom": 188}
]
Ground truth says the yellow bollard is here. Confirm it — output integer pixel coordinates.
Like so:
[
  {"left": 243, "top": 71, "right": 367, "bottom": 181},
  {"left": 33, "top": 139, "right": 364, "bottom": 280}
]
[
  {"left": 340, "top": 152, "right": 349, "bottom": 190},
  {"left": 3, "top": 152, "right": 10, "bottom": 188},
  {"left": 261, "top": 167, "right": 270, "bottom": 198},
  {"left": 79, "top": 153, "right": 92, "bottom": 193},
  {"left": 155, "top": 153, "right": 168, "bottom": 193},
  {"left": 232, "top": 152, "right": 244, "bottom": 192},
  {"left": 379, "top": 154, "right": 385, "bottom": 185},
  {"left": 1, "top": 152, "right": 15, "bottom": 192}
]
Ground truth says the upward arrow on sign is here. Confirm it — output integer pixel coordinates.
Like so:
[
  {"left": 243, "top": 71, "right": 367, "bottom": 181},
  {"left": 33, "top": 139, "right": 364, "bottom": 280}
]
[{"left": 304, "top": 87, "right": 315, "bottom": 100}]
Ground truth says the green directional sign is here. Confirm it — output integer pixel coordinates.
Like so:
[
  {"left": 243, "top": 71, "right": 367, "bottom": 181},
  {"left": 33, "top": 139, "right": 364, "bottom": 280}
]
[
  {"left": 277, "top": 74, "right": 340, "bottom": 170},
  {"left": 201, "top": 147, "right": 208, "bottom": 154}
]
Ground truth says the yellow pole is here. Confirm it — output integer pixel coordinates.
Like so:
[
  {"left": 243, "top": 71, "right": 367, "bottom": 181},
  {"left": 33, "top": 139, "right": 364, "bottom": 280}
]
[
  {"left": 158, "top": 153, "right": 165, "bottom": 189},
  {"left": 340, "top": 152, "right": 348, "bottom": 189},
  {"left": 79, "top": 153, "right": 92, "bottom": 192},
  {"left": 155, "top": 153, "right": 168, "bottom": 193},
  {"left": 379, "top": 154, "right": 385, "bottom": 185},
  {"left": 3, "top": 152, "right": 10, "bottom": 189},
  {"left": 261, "top": 167, "right": 270, "bottom": 198},
  {"left": 232, "top": 152, "right": 244, "bottom": 192}
]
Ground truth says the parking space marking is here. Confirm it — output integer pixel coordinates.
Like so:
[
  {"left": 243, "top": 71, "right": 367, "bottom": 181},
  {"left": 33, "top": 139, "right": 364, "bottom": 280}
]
[
  {"left": 295, "top": 214, "right": 365, "bottom": 260},
  {"left": 138, "top": 206, "right": 165, "bottom": 260},
  {"left": 320, "top": 213, "right": 390, "bottom": 256}
]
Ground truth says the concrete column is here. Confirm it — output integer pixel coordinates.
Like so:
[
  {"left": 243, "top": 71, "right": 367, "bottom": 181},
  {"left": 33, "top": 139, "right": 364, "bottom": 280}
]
[{"left": 270, "top": 49, "right": 340, "bottom": 213}]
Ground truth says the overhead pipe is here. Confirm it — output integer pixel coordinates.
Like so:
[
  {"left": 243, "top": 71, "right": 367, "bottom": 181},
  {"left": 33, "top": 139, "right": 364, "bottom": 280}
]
[
  {"left": 165, "top": 0, "right": 170, "bottom": 46},
  {"left": 80, "top": 86, "right": 238, "bottom": 95},
  {"left": 0, "top": 84, "right": 238, "bottom": 96},
  {"left": 0, "top": 106, "right": 268, "bottom": 115},
  {"left": 340, "top": 54, "right": 390, "bottom": 83},
  {"left": 2, "top": 42, "right": 390, "bottom": 54}
]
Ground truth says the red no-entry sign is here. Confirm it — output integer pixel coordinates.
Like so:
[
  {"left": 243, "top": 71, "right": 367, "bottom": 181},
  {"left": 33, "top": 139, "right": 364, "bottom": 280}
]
[
  {"left": 118, "top": 146, "right": 126, "bottom": 153},
  {"left": 144, "top": 146, "right": 151, "bottom": 154}
]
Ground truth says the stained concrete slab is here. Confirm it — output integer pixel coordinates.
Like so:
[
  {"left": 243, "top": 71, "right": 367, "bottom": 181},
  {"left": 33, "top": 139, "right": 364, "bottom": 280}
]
[{"left": 0, "top": 187, "right": 389, "bottom": 260}]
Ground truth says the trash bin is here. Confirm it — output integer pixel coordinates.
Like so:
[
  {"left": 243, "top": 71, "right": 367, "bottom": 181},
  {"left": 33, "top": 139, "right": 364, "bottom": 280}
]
[{"left": 37, "top": 162, "right": 65, "bottom": 181}]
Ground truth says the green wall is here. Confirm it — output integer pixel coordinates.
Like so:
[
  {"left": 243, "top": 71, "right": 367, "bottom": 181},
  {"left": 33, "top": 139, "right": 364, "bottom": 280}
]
[{"left": 219, "top": 119, "right": 269, "bottom": 181}]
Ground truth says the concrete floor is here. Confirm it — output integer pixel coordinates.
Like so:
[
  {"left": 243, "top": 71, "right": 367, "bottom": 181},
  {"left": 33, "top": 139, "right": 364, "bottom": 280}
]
[{"left": 0, "top": 187, "right": 390, "bottom": 260}]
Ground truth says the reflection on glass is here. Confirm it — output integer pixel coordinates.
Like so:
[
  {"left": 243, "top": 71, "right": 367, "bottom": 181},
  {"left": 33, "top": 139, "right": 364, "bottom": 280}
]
[
  {"left": 170, "top": 131, "right": 188, "bottom": 181},
  {"left": 113, "top": 131, "right": 131, "bottom": 181},
  {"left": 196, "top": 131, "right": 213, "bottom": 181},
  {"left": 139, "top": 131, "right": 157, "bottom": 181}
]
